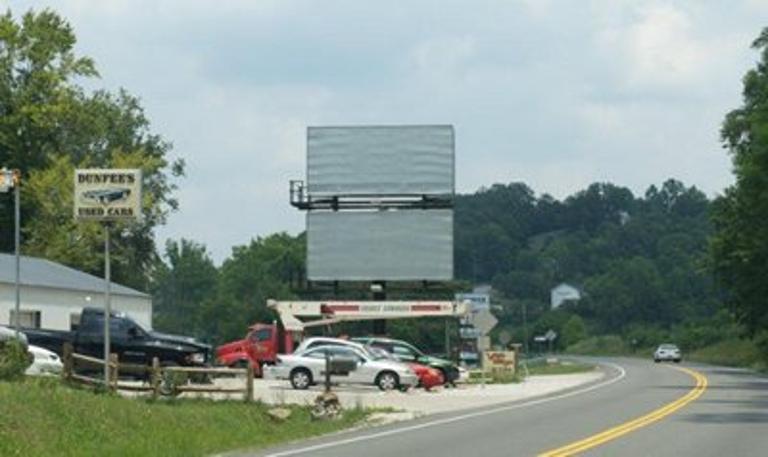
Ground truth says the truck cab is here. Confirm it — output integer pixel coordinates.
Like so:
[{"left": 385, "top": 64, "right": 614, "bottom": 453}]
[{"left": 216, "top": 323, "right": 294, "bottom": 371}]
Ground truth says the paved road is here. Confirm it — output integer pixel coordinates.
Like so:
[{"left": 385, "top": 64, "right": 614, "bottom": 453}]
[{"left": 243, "top": 358, "right": 768, "bottom": 457}]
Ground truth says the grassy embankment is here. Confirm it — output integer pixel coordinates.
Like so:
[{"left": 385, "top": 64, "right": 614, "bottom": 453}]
[
  {"left": 0, "top": 377, "right": 367, "bottom": 457},
  {"left": 524, "top": 359, "right": 596, "bottom": 376},
  {"left": 567, "top": 335, "right": 766, "bottom": 372}
]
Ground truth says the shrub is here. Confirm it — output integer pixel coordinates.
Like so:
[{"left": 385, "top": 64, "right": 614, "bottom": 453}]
[
  {"left": 687, "top": 338, "right": 763, "bottom": 369},
  {"left": 0, "top": 339, "right": 31, "bottom": 381}
]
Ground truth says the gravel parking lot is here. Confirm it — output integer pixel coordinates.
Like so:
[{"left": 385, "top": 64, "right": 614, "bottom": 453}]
[{"left": 205, "top": 369, "right": 604, "bottom": 416}]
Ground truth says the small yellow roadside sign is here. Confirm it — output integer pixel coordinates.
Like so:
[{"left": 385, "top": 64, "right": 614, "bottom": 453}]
[{"left": 482, "top": 350, "right": 517, "bottom": 375}]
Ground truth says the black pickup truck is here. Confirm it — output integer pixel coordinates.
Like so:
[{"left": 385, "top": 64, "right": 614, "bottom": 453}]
[{"left": 24, "top": 307, "right": 211, "bottom": 368}]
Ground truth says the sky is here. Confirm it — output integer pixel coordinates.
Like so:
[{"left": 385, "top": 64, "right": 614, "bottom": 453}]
[{"left": 5, "top": 0, "right": 768, "bottom": 263}]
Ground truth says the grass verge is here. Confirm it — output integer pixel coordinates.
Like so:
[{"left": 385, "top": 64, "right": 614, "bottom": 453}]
[
  {"left": 0, "top": 377, "right": 368, "bottom": 457},
  {"left": 466, "top": 370, "right": 523, "bottom": 384}
]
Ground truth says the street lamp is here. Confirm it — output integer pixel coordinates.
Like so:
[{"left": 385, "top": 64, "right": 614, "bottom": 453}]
[{"left": 0, "top": 168, "right": 21, "bottom": 337}]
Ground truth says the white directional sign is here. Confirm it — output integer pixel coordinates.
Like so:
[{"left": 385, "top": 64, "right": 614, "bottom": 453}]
[
  {"left": 472, "top": 309, "right": 498, "bottom": 335},
  {"left": 74, "top": 169, "right": 142, "bottom": 221},
  {"left": 545, "top": 329, "right": 558, "bottom": 341}
]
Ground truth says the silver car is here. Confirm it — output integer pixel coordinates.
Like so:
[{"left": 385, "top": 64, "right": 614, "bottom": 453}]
[
  {"left": 654, "top": 344, "right": 682, "bottom": 363},
  {"left": 264, "top": 344, "right": 418, "bottom": 391}
]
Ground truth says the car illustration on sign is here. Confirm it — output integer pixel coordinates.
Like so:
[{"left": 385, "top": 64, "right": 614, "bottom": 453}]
[{"left": 81, "top": 188, "right": 132, "bottom": 205}]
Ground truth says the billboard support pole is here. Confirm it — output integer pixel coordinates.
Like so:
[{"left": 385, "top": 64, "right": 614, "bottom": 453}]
[
  {"left": 371, "top": 281, "right": 387, "bottom": 335},
  {"left": 103, "top": 222, "right": 112, "bottom": 385}
]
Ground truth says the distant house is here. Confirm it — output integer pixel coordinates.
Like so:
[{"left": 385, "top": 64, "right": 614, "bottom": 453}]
[
  {"left": 0, "top": 254, "right": 152, "bottom": 331},
  {"left": 550, "top": 283, "right": 581, "bottom": 309}
]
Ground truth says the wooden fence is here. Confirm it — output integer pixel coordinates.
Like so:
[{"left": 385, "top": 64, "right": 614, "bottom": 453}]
[{"left": 61, "top": 343, "right": 254, "bottom": 401}]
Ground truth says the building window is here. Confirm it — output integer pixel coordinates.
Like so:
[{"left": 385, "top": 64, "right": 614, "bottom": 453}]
[
  {"left": 70, "top": 312, "right": 81, "bottom": 330},
  {"left": 9, "top": 310, "right": 42, "bottom": 329}
]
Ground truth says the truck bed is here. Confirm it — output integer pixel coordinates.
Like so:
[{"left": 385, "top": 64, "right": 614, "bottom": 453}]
[{"left": 23, "top": 328, "right": 74, "bottom": 355}]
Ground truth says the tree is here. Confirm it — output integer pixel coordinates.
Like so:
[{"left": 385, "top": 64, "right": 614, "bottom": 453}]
[
  {"left": 562, "top": 315, "right": 588, "bottom": 348},
  {"left": 152, "top": 239, "right": 218, "bottom": 336},
  {"left": 0, "top": 9, "right": 183, "bottom": 289},
  {"left": 711, "top": 27, "right": 768, "bottom": 341},
  {"left": 197, "top": 233, "right": 304, "bottom": 344}
]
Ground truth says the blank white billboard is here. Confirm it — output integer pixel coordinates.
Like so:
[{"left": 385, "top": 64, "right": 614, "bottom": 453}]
[
  {"left": 307, "top": 125, "right": 454, "bottom": 197},
  {"left": 307, "top": 210, "right": 453, "bottom": 281}
]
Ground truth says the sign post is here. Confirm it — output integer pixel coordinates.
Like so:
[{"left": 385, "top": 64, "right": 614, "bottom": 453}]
[
  {"left": 545, "top": 329, "right": 558, "bottom": 354},
  {"left": 0, "top": 168, "right": 21, "bottom": 337},
  {"left": 74, "top": 169, "right": 142, "bottom": 385}
]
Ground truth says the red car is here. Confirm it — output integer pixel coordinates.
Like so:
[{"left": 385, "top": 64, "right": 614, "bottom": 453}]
[
  {"left": 368, "top": 347, "right": 444, "bottom": 390},
  {"left": 408, "top": 362, "right": 445, "bottom": 390}
]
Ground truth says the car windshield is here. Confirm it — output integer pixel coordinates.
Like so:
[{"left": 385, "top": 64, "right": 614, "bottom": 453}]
[{"left": 659, "top": 344, "right": 679, "bottom": 350}]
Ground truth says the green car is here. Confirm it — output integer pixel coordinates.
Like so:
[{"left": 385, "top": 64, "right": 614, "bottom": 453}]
[{"left": 352, "top": 337, "right": 460, "bottom": 385}]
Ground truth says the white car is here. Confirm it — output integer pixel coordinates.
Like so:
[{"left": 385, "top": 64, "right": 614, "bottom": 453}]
[
  {"left": 25, "top": 345, "right": 63, "bottom": 376},
  {"left": 264, "top": 344, "right": 418, "bottom": 391},
  {"left": 653, "top": 344, "right": 682, "bottom": 363}
]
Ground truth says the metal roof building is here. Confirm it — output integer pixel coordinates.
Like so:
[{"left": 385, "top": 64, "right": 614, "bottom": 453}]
[{"left": 0, "top": 254, "right": 152, "bottom": 331}]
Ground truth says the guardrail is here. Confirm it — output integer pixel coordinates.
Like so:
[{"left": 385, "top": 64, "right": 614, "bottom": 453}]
[{"left": 61, "top": 343, "right": 254, "bottom": 401}]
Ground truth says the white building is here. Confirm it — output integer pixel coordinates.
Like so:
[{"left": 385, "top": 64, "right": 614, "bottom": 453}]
[
  {"left": 550, "top": 283, "right": 581, "bottom": 309},
  {"left": 0, "top": 253, "right": 152, "bottom": 331}
]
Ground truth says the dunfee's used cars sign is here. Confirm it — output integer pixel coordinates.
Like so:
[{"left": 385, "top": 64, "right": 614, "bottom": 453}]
[{"left": 74, "top": 169, "right": 142, "bottom": 221}]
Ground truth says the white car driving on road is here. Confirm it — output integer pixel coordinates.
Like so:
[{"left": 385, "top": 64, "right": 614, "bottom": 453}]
[
  {"left": 653, "top": 344, "right": 682, "bottom": 363},
  {"left": 264, "top": 344, "right": 418, "bottom": 391}
]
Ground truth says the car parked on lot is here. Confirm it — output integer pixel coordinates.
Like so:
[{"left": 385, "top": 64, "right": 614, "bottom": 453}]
[
  {"left": 367, "top": 346, "right": 444, "bottom": 390},
  {"left": 25, "top": 345, "right": 63, "bottom": 376},
  {"left": 24, "top": 307, "right": 211, "bottom": 370},
  {"left": 353, "top": 337, "right": 461, "bottom": 385},
  {"left": 295, "top": 337, "right": 445, "bottom": 389},
  {"left": 264, "top": 344, "right": 418, "bottom": 391},
  {"left": 654, "top": 344, "right": 682, "bottom": 363}
]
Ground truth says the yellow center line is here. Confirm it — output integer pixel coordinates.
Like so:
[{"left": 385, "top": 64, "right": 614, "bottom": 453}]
[{"left": 538, "top": 366, "right": 708, "bottom": 457}]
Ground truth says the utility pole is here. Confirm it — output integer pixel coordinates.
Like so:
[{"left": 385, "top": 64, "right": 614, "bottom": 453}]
[
  {"left": 522, "top": 301, "right": 529, "bottom": 355},
  {"left": 103, "top": 223, "right": 112, "bottom": 385}
]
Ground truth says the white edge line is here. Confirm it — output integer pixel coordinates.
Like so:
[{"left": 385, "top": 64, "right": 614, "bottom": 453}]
[{"left": 265, "top": 362, "right": 627, "bottom": 457}]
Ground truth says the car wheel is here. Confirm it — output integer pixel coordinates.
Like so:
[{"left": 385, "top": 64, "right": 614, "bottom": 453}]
[
  {"left": 654, "top": 358, "right": 660, "bottom": 363},
  {"left": 290, "top": 368, "right": 312, "bottom": 390},
  {"left": 376, "top": 371, "right": 399, "bottom": 391},
  {"left": 674, "top": 359, "right": 681, "bottom": 363}
]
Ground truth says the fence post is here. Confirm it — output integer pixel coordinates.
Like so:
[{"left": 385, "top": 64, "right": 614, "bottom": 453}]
[
  {"left": 245, "top": 363, "right": 254, "bottom": 403},
  {"left": 151, "top": 357, "right": 161, "bottom": 399},
  {"left": 62, "top": 343, "right": 73, "bottom": 381},
  {"left": 109, "top": 353, "right": 119, "bottom": 392}
]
